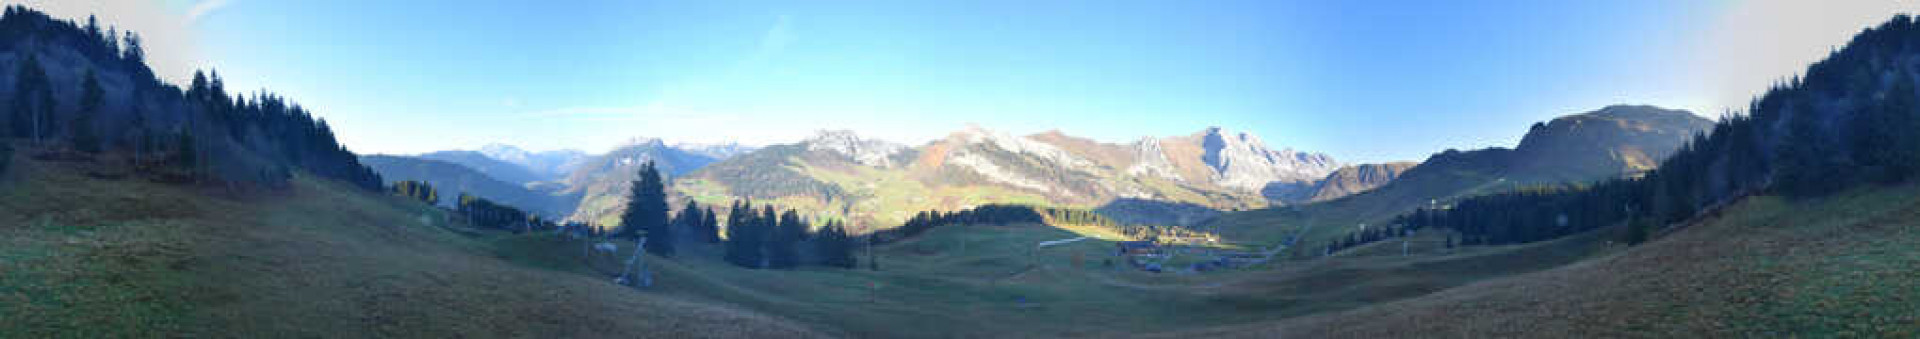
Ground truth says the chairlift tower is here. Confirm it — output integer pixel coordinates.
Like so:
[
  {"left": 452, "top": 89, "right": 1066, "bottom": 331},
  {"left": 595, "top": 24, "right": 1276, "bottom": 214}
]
[{"left": 616, "top": 237, "right": 651, "bottom": 288}]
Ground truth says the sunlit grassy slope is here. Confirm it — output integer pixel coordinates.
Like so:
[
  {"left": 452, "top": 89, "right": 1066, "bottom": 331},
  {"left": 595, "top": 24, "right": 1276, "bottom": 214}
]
[
  {"left": 1158, "top": 183, "right": 1920, "bottom": 337},
  {"left": 605, "top": 218, "right": 1628, "bottom": 337},
  {"left": 0, "top": 149, "right": 824, "bottom": 338}
]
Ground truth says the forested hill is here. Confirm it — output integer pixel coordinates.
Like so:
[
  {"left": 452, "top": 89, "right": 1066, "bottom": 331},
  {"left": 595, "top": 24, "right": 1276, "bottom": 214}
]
[
  {"left": 0, "top": 6, "right": 380, "bottom": 190},
  {"left": 1397, "top": 14, "right": 1920, "bottom": 247}
]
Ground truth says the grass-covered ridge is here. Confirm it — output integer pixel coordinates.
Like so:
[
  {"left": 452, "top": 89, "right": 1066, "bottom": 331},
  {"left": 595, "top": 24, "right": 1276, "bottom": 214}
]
[
  {"left": 1159, "top": 183, "right": 1920, "bottom": 337},
  {"left": 0, "top": 148, "right": 824, "bottom": 337}
]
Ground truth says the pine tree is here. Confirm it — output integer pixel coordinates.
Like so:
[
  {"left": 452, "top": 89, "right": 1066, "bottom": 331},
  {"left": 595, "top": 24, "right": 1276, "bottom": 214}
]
[
  {"left": 674, "top": 200, "right": 702, "bottom": 243},
  {"left": 759, "top": 205, "right": 778, "bottom": 268},
  {"left": 724, "top": 200, "right": 765, "bottom": 268},
  {"left": 815, "top": 220, "right": 858, "bottom": 268},
  {"left": 1775, "top": 99, "right": 1835, "bottom": 197},
  {"left": 10, "top": 54, "right": 54, "bottom": 142},
  {"left": 73, "top": 68, "right": 104, "bottom": 153},
  {"left": 769, "top": 209, "right": 804, "bottom": 269},
  {"left": 618, "top": 162, "right": 672, "bottom": 257},
  {"left": 702, "top": 206, "right": 720, "bottom": 243},
  {"left": 1625, "top": 215, "right": 1651, "bottom": 245}
]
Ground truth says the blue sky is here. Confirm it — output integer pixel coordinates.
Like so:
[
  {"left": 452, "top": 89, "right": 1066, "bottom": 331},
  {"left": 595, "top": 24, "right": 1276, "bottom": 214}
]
[{"left": 24, "top": 0, "right": 1920, "bottom": 162}]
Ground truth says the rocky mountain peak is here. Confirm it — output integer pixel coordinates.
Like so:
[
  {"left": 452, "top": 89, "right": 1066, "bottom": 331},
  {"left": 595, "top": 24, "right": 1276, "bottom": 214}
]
[
  {"left": 1192, "top": 127, "right": 1341, "bottom": 191},
  {"left": 620, "top": 137, "right": 667, "bottom": 148},
  {"left": 478, "top": 143, "right": 532, "bottom": 163},
  {"left": 805, "top": 130, "right": 906, "bottom": 167},
  {"left": 673, "top": 141, "right": 758, "bottom": 159}
]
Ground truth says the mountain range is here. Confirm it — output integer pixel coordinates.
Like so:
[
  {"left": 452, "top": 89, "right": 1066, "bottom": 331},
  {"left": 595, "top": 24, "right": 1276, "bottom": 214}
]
[
  {"left": 372, "top": 105, "right": 1707, "bottom": 233},
  {"left": 671, "top": 125, "right": 1342, "bottom": 228},
  {"left": 1205, "top": 104, "right": 1714, "bottom": 242},
  {"left": 359, "top": 155, "right": 580, "bottom": 218}
]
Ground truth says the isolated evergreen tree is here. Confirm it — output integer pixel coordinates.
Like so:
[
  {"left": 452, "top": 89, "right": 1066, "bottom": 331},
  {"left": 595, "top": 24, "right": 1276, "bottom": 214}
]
[{"left": 618, "top": 162, "right": 672, "bottom": 256}]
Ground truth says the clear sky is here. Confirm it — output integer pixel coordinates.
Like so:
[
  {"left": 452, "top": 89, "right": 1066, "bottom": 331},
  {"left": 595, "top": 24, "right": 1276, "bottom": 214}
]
[{"left": 18, "top": 0, "right": 1920, "bottom": 162}]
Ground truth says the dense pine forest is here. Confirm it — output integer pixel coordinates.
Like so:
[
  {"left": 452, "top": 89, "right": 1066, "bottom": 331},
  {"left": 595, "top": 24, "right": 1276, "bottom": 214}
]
[{"left": 0, "top": 6, "right": 380, "bottom": 190}]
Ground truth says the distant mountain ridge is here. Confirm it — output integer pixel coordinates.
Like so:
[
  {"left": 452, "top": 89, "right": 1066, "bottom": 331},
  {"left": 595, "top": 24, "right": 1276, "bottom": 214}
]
[
  {"left": 360, "top": 155, "right": 580, "bottom": 218},
  {"left": 1283, "top": 162, "right": 1418, "bottom": 203},
  {"left": 403, "top": 139, "right": 750, "bottom": 226},
  {"left": 476, "top": 143, "right": 589, "bottom": 179},
  {"left": 668, "top": 126, "right": 1340, "bottom": 229},
  {"left": 420, "top": 150, "right": 548, "bottom": 185},
  {"left": 557, "top": 139, "right": 723, "bottom": 225},
  {"left": 1205, "top": 104, "right": 1713, "bottom": 241}
]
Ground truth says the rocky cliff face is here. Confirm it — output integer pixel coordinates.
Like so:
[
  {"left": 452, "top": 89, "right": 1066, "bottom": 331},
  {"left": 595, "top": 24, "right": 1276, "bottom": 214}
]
[
  {"left": 805, "top": 130, "right": 909, "bottom": 168},
  {"left": 1295, "top": 162, "right": 1417, "bottom": 203},
  {"left": 1194, "top": 127, "right": 1342, "bottom": 191}
]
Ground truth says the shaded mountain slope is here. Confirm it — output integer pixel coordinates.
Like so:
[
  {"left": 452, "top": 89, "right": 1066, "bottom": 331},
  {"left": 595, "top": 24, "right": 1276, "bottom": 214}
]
[
  {"left": 360, "top": 154, "right": 579, "bottom": 218},
  {"left": 1267, "top": 162, "right": 1417, "bottom": 203},
  {"left": 418, "top": 150, "right": 547, "bottom": 185},
  {"left": 1206, "top": 105, "right": 1709, "bottom": 245}
]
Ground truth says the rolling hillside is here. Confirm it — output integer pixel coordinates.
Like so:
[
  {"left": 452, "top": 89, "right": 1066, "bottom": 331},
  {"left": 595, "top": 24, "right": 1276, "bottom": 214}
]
[
  {"left": 0, "top": 147, "right": 823, "bottom": 337},
  {"left": 1158, "top": 183, "right": 1920, "bottom": 337}
]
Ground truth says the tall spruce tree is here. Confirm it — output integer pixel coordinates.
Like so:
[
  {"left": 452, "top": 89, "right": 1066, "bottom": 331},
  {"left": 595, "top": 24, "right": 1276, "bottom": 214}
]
[
  {"left": 758, "top": 205, "right": 778, "bottom": 268},
  {"left": 617, "top": 161, "right": 672, "bottom": 256},
  {"left": 702, "top": 206, "right": 721, "bottom": 243},
  {"left": 724, "top": 200, "right": 764, "bottom": 268}
]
